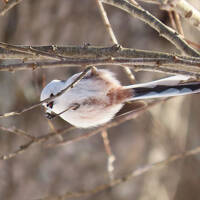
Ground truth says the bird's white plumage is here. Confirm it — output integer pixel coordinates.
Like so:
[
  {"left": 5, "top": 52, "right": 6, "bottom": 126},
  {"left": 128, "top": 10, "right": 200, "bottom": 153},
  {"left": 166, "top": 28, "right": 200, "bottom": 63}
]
[
  {"left": 40, "top": 69, "right": 200, "bottom": 128},
  {"left": 40, "top": 70, "right": 124, "bottom": 128}
]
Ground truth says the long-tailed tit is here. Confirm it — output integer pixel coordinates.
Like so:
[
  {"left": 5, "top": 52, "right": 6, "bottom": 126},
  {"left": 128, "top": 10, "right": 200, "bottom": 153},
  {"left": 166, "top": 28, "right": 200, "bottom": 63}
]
[{"left": 40, "top": 69, "right": 200, "bottom": 128}]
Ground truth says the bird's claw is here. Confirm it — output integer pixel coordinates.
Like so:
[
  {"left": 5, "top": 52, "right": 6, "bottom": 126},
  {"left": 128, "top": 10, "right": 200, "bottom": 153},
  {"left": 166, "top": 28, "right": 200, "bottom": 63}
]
[{"left": 45, "top": 112, "right": 56, "bottom": 119}]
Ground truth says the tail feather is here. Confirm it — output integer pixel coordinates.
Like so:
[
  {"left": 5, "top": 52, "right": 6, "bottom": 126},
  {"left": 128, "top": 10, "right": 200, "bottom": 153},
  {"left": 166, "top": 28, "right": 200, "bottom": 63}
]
[
  {"left": 124, "top": 76, "right": 200, "bottom": 101},
  {"left": 125, "top": 75, "right": 191, "bottom": 89}
]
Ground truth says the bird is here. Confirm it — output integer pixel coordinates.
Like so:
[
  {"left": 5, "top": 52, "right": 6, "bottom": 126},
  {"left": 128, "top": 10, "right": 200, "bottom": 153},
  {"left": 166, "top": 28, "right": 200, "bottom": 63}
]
[{"left": 40, "top": 69, "right": 200, "bottom": 128}]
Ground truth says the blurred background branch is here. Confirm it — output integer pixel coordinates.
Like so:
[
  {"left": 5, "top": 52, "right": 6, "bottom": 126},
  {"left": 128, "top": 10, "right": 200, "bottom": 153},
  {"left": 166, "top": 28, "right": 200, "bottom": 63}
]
[
  {"left": 0, "top": 0, "right": 25, "bottom": 16},
  {"left": 39, "top": 145, "right": 200, "bottom": 200}
]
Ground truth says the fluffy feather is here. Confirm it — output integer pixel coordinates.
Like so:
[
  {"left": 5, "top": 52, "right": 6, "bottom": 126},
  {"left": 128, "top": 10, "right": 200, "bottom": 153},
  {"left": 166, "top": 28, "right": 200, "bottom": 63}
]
[{"left": 40, "top": 69, "right": 200, "bottom": 128}]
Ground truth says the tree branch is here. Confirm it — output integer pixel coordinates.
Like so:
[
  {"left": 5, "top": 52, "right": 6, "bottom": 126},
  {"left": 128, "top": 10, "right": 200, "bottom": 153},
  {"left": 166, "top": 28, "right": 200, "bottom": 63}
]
[
  {"left": 101, "top": 0, "right": 200, "bottom": 57},
  {"left": 0, "top": 44, "right": 198, "bottom": 60},
  {"left": 161, "top": 0, "right": 200, "bottom": 31},
  {"left": 0, "top": 66, "right": 93, "bottom": 118},
  {"left": 0, "top": 100, "right": 159, "bottom": 160},
  {"left": 0, "top": 56, "right": 200, "bottom": 74},
  {"left": 96, "top": 0, "right": 135, "bottom": 82},
  {"left": 0, "top": 0, "right": 25, "bottom": 16}
]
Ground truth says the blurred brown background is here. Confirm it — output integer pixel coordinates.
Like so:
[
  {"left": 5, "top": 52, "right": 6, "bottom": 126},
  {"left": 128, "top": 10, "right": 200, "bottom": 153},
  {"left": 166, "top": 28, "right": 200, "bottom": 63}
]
[{"left": 0, "top": 0, "right": 200, "bottom": 200}]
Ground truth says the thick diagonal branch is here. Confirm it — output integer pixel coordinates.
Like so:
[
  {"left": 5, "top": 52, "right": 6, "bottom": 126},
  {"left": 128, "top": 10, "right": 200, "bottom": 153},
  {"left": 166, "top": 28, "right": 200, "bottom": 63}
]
[{"left": 101, "top": 0, "right": 200, "bottom": 57}]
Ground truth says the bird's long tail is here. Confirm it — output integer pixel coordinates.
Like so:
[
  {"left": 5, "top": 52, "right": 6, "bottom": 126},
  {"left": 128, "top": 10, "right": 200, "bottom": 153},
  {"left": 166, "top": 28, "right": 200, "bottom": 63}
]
[{"left": 123, "top": 75, "right": 200, "bottom": 101}]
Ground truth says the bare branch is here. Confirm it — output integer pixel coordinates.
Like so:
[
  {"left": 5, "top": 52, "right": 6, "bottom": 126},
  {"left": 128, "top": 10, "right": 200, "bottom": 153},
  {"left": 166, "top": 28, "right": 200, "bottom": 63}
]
[
  {"left": 0, "top": 99, "right": 149, "bottom": 160},
  {"left": 0, "top": 66, "right": 93, "bottom": 118},
  {"left": 168, "top": 11, "right": 177, "bottom": 31},
  {"left": 160, "top": 0, "right": 200, "bottom": 32},
  {"left": 0, "top": 42, "right": 67, "bottom": 60},
  {"left": 0, "top": 126, "right": 75, "bottom": 160},
  {"left": 101, "top": 0, "right": 200, "bottom": 57},
  {"left": 0, "top": 125, "right": 36, "bottom": 140},
  {"left": 47, "top": 120, "right": 64, "bottom": 142},
  {"left": 0, "top": 140, "right": 34, "bottom": 160},
  {"left": 101, "top": 130, "right": 116, "bottom": 180},
  {"left": 139, "top": 0, "right": 200, "bottom": 31},
  {"left": 0, "top": 0, "right": 25, "bottom": 16},
  {"left": 0, "top": 44, "right": 199, "bottom": 61},
  {"left": 173, "top": 11, "right": 184, "bottom": 36},
  {"left": 185, "top": 39, "right": 200, "bottom": 50},
  {"left": 130, "top": 64, "right": 200, "bottom": 78},
  {"left": 46, "top": 100, "right": 158, "bottom": 147},
  {"left": 0, "top": 100, "right": 161, "bottom": 161},
  {"left": 0, "top": 45, "right": 191, "bottom": 59},
  {"left": 97, "top": 0, "right": 135, "bottom": 82},
  {"left": 1, "top": 56, "right": 200, "bottom": 70}
]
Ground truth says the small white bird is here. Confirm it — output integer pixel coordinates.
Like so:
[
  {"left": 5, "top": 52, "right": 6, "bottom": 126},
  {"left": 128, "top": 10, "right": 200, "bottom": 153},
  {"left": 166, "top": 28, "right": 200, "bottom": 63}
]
[{"left": 40, "top": 69, "right": 200, "bottom": 128}]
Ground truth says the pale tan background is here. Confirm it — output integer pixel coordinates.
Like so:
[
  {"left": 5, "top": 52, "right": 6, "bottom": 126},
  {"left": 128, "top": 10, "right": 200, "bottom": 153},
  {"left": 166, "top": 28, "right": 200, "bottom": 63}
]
[{"left": 0, "top": 0, "right": 200, "bottom": 200}]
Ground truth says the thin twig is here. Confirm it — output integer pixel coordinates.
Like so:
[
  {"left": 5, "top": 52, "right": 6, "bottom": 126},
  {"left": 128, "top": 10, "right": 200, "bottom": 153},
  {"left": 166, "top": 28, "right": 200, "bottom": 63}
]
[
  {"left": 101, "top": 130, "right": 116, "bottom": 180},
  {"left": 0, "top": 125, "right": 36, "bottom": 140},
  {"left": 173, "top": 11, "right": 184, "bottom": 36},
  {"left": 129, "top": 64, "right": 200, "bottom": 78},
  {"left": 0, "top": 98, "right": 151, "bottom": 160},
  {"left": 97, "top": 0, "right": 135, "bottom": 83},
  {"left": 160, "top": 0, "right": 200, "bottom": 31},
  {"left": 0, "top": 42, "right": 65, "bottom": 60},
  {"left": 1, "top": 56, "right": 200, "bottom": 72},
  {"left": 140, "top": 0, "right": 200, "bottom": 31},
  {"left": 137, "top": 0, "right": 159, "bottom": 4},
  {"left": 167, "top": 12, "right": 200, "bottom": 50},
  {"left": 101, "top": 0, "right": 200, "bottom": 57},
  {"left": 0, "top": 45, "right": 199, "bottom": 61},
  {"left": 0, "top": 126, "right": 75, "bottom": 160},
  {"left": 185, "top": 39, "right": 200, "bottom": 50},
  {"left": 0, "top": 140, "right": 35, "bottom": 160},
  {"left": 0, "top": 0, "right": 25, "bottom": 16},
  {"left": 47, "top": 120, "right": 64, "bottom": 142},
  {"left": 46, "top": 100, "right": 158, "bottom": 148},
  {"left": 168, "top": 11, "right": 177, "bottom": 31},
  {"left": 0, "top": 66, "right": 93, "bottom": 118}
]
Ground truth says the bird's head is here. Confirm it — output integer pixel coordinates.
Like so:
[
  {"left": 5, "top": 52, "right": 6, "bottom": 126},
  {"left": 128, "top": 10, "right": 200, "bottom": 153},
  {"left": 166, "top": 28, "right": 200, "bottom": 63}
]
[{"left": 40, "top": 80, "right": 65, "bottom": 118}]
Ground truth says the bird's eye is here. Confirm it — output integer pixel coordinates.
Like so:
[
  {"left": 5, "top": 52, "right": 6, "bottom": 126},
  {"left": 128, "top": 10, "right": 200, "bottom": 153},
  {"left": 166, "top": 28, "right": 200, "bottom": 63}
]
[
  {"left": 47, "top": 93, "right": 54, "bottom": 108},
  {"left": 47, "top": 101, "right": 54, "bottom": 109}
]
